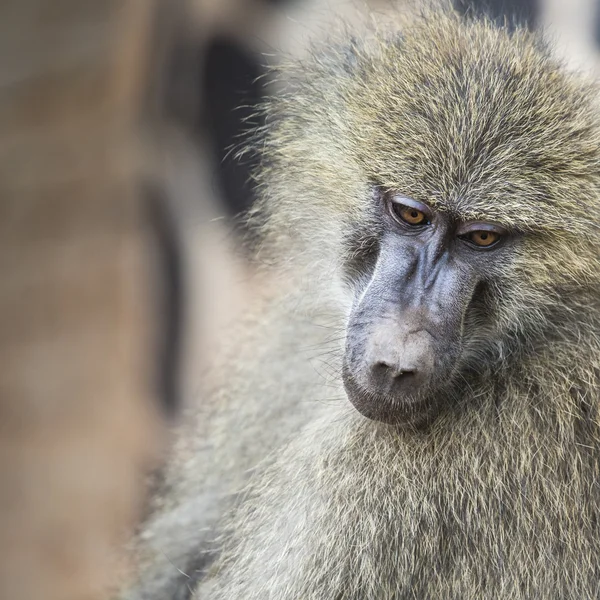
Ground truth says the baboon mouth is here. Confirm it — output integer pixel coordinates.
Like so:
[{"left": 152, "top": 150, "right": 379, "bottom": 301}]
[{"left": 341, "top": 362, "right": 438, "bottom": 426}]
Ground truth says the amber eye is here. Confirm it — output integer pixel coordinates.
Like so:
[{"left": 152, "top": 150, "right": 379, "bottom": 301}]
[
  {"left": 393, "top": 204, "right": 428, "bottom": 226},
  {"left": 467, "top": 230, "right": 500, "bottom": 247}
]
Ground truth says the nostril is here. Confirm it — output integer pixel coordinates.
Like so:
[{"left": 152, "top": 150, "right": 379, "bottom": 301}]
[
  {"left": 393, "top": 368, "right": 416, "bottom": 380},
  {"left": 374, "top": 361, "right": 416, "bottom": 379},
  {"left": 397, "top": 369, "right": 416, "bottom": 378}
]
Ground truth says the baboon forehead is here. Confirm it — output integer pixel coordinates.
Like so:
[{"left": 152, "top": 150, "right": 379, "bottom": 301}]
[{"left": 295, "top": 13, "right": 600, "bottom": 232}]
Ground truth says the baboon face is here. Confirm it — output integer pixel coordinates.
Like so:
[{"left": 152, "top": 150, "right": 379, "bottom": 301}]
[
  {"left": 327, "top": 22, "right": 600, "bottom": 427},
  {"left": 259, "top": 15, "right": 600, "bottom": 425},
  {"left": 342, "top": 190, "right": 515, "bottom": 426}
]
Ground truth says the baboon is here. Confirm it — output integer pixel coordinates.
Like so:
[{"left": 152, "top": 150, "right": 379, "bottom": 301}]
[{"left": 126, "top": 4, "right": 600, "bottom": 599}]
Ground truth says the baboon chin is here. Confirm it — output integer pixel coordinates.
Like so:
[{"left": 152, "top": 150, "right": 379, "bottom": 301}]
[{"left": 125, "top": 5, "right": 600, "bottom": 600}]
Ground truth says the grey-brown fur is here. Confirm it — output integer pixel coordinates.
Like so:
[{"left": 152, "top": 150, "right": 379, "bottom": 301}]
[{"left": 125, "top": 4, "right": 600, "bottom": 599}]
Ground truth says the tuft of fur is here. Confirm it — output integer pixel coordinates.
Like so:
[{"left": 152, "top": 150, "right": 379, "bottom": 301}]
[{"left": 126, "top": 4, "right": 600, "bottom": 599}]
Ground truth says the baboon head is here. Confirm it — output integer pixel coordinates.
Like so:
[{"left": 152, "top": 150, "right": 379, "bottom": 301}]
[{"left": 253, "top": 10, "right": 600, "bottom": 427}]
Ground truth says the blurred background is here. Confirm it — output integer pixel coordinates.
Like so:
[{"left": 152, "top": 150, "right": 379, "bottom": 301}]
[{"left": 1, "top": 1, "right": 599, "bottom": 599}]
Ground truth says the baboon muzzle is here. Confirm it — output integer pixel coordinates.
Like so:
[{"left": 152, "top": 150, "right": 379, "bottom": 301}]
[{"left": 343, "top": 232, "right": 476, "bottom": 425}]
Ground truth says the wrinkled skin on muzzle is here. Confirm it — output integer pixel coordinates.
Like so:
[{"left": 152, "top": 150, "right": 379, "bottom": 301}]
[{"left": 343, "top": 229, "right": 479, "bottom": 425}]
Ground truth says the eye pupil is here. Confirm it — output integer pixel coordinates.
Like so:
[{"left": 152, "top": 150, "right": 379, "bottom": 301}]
[
  {"left": 480, "top": 233, "right": 488, "bottom": 240},
  {"left": 410, "top": 211, "right": 418, "bottom": 218}
]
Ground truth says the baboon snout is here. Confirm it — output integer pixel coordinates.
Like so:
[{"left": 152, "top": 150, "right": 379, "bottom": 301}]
[
  {"left": 342, "top": 231, "right": 476, "bottom": 424},
  {"left": 365, "top": 324, "right": 436, "bottom": 395},
  {"left": 343, "top": 305, "right": 461, "bottom": 425}
]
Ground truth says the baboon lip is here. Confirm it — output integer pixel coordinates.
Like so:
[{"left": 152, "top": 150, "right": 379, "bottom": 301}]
[{"left": 341, "top": 361, "right": 438, "bottom": 426}]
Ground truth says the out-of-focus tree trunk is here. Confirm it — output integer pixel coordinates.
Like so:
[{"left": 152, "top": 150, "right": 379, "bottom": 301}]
[{"left": 0, "top": 2, "right": 161, "bottom": 599}]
